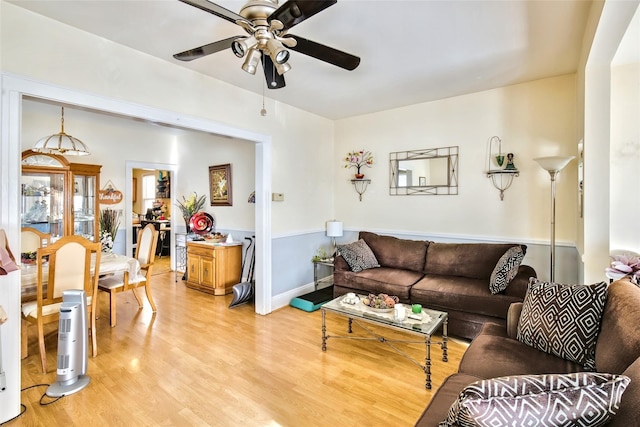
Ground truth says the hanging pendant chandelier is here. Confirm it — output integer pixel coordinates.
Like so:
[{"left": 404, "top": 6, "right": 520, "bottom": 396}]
[{"left": 32, "top": 107, "right": 90, "bottom": 156}]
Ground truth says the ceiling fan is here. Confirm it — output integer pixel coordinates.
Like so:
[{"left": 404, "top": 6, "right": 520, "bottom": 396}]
[{"left": 173, "top": 0, "right": 360, "bottom": 89}]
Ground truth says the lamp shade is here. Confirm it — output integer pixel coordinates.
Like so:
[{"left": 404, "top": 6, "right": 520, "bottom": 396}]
[
  {"left": 326, "top": 221, "right": 343, "bottom": 238},
  {"left": 534, "top": 156, "right": 574, "bottom": 172},
  {"left": 32, "top": 107, "right": 90, "bottom": 156}
]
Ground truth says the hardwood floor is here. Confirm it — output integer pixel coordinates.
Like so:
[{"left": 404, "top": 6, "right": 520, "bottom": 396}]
[{"left": 16, "top": 272, "right": 468, "bottom": 426}]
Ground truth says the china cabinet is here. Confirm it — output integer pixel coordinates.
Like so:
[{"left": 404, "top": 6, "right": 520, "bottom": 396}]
[{"left": 21, "top": 151, "right": 101, "bottom": 242}]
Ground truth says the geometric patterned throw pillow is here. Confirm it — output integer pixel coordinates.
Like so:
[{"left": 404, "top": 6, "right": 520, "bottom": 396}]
[
  {"left": 337, "top": 239, "right": 380, "bottom": 273},
  {"left": 516, "top": 278, "right": 608, "bottom": 371},
  {"left": 489, "top": 245, "right": 525, "bottom": 294},
  {"left": 441, "top": 372, "right": 630, "bottom": 427}
]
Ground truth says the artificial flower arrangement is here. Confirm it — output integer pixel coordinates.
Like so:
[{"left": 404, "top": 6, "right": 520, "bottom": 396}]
[
  {"left": 606, "top": 253, "right": 640, "bottom": 285},
  {"left": 361, "top": 293, "right": 399, "bottom": 309},
  {"left": 176, "top": 192, "right": 206, "bottom": 228},
  {"left": 344, "top": 150, "right": 374, "bottom": 176},
  {"left": 99, "top": 208, "right": 120, "bottom": 253}
]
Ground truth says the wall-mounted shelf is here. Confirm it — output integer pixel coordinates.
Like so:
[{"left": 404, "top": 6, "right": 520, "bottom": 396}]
[
  {"left": 351, "top": 179, "right": 371, "bottom": 201},
  {"left": 486, "top": 169, "right": 519, "bottom": 200}
]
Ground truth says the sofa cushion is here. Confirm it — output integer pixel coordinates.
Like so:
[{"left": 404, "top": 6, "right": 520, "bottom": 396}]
[
  {"left": 359, "top": 231, "right": 428, "bottom": 271},
  {"left": 517, "top": 278, "right": 607, "bottom": 371},
  {"left": 458, "top": 322, "right": 582, "bottom": 379},
  {"left": 333, "top": 267, "right": 423, "bottom": 302},
  {"left": 609, "top": 357, "right": 640, "bottom": 427},
  {"left": 442, "top": 372, "right": 630, "bottom": 427},
  {"left": 411, "top": 275, "right": 522, "bottom": 320},
  {"left": 488, "top": 246, "right": 524, "bottom": 294},
  {"left": 595, "top": 279, "right": 640, "bottom": 374},
  {"left": 415, "top": 373, "right": 484, "bottom": 427},
  {"left": 337, "top": 239, "right": 380, "bottom": 273},
  {"left": 425, "top": 243, "right": 526, "bottom": 280}
]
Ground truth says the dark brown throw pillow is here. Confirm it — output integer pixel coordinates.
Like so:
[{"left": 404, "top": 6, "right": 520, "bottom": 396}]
[
  {"left": 517, "top": 278, "right": 607, "bottom": 370},
  {"left": 441, "top": 372, "right": 630, "bottom": 427}
]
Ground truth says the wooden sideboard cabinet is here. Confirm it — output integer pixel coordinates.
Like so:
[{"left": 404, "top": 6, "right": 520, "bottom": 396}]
[{"left": 185, "top": 241, "right": 242, "bottom": 295}]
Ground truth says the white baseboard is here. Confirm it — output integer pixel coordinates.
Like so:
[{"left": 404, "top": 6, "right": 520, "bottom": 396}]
[{"left": 271, "top": 281, "right": 317, "bottom": 310}]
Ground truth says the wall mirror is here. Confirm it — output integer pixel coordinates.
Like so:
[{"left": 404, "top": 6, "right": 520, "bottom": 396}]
[{"left": 389, "top": 146, "right": 459, "bottom": 195}]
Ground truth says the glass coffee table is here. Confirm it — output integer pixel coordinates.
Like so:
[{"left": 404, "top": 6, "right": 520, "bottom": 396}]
[{"left": 321, "top": 294, "right": 448, "bottom": 389}]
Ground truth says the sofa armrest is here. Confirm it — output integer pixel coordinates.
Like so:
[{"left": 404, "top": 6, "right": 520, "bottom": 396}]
[
  {"left": 334, "top": 255, "right": 350, "bottom": 272},
  {"left": 506, "top": 302, "right": 523, "bottom": 339},
  {"left": 504, "top": 265, "right": 536, "bottom": 299}
]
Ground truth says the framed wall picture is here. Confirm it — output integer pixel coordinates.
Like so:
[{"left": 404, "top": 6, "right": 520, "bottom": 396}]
[
  {"left": 209, "top": 163, "right": 232, "bottom": 206},
  {"left": 419, "top": 176, "right": 427, "bottom": 186}
]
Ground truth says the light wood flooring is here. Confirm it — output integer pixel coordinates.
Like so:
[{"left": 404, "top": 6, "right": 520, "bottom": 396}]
[{"left": 16, "top": 271, "right": 468, "bottom": 426}]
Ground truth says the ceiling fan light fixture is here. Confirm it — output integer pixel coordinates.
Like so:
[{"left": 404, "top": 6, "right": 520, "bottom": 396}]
[
  {"left": 32, "top": 107, "right": 90, "bottom": 156},
  {"left": 274, "top": 59, "right": 291, "bottom": 75},
  {"left": 265, "top": 38, "right": 289, "bottom": 64},
  {"left": 242, "top": 47, "right": 262, "bottom": 74},
  {"left": 231, "top": 35, "right": 257, "bottom": 58}
]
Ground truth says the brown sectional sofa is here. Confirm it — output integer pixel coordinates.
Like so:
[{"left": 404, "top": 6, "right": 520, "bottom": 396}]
[
  {"left": 333, "top": 231, "right": 537, "bottom": 340},
  {"left": 416, "top": 278, "right": 640, "bottom": 426}
]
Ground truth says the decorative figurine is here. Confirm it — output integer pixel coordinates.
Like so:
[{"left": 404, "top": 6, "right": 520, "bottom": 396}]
[{"left": 505, "top": 153, "right": 517, "bottom": 170}]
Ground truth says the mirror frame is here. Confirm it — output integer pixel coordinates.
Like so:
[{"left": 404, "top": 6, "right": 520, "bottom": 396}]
[{"left": 389, "top": 146, "right": 459, "bottom": 195}]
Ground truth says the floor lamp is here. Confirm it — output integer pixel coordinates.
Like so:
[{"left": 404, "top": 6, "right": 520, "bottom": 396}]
[{"left": 534, "top": 156, "right": 574, "bottom": 282}]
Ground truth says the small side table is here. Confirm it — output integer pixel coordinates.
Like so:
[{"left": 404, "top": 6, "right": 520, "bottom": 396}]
[{"left": 313, "top": 258, "right": 334, "bottom": 290}]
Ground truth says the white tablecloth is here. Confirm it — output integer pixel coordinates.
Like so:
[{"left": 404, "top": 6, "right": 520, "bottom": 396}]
[{"left": 21, "top": 252, "right": 140, "bottom": 301}]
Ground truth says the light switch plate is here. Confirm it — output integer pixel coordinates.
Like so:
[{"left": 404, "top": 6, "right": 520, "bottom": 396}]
[{"left": 272, "top": 193, "right": 284, "bottom": 202}]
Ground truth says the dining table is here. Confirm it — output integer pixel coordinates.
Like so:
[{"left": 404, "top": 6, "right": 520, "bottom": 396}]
[
  {"left": 20, "top": 252, "right": 141, "bottom": 302},
  {"left": 20, "top": 252, "right": 141, "bottom": 359}
]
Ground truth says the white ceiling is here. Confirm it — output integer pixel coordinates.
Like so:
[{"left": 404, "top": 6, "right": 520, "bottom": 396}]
[{"left": 9, "top": 0, "right": 595, "bottom": 120}]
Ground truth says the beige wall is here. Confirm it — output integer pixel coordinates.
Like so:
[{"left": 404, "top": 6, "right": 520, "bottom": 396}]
[
  {"left": 1, "top": 1, "right": 336, "bottom": 236},
  {"left": 335, "top": 75, "right": 578, "bottom": 243}
]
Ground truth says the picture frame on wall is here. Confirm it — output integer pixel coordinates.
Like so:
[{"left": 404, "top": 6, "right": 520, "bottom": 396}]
[{"left": 209, "top": 163, "right": 232, "bottom": 206}]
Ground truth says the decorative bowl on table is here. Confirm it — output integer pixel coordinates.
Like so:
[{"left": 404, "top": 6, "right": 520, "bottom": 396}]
[
  {"left": 204, "top": 232, "right": 226, "bottom": 243},
  {"left": 361, "top": 293, "right": 399, "bottom": 312}
]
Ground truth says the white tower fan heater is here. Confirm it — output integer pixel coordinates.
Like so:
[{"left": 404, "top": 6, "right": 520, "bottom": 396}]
[{"left": 46, "top": 289, "right": 90, "bottom": 397}]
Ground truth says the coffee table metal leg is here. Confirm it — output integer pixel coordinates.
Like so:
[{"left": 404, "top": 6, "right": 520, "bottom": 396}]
[
  {"left": 322, "top": 309, "right": 327, "bottom": 351},
  {"left": 442, "top": 318, "right": 448, "bottom": 362},
  {"left": 348, "top": 317, "right": 353, "bottom": 333},
  {"left": 425, "top": 335, "right": 432, "bottom": 389}
]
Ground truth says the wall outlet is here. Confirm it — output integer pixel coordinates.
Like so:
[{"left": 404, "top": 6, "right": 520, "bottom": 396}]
[{"left": 272, "top": 193, "right": 284, "bottom": 202}]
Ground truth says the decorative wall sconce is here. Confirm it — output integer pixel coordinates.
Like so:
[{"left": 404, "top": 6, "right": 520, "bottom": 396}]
[
  {"left": 351, "top": 178, "right": 371, "bottom": 201},
  {"left": 486, "top": 136, "right": 518, "bottom": 200}
]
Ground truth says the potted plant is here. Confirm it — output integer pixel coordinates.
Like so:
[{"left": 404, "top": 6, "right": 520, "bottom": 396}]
[
  {"left": 176, "top": 192, "right": 206, "bottom": 233},
  {"left": 99, "top": 208, "right": 120, "bottom": 253}
]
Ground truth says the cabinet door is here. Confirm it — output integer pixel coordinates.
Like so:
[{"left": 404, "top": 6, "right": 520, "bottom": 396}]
[
  {"left": 201, "top": 257, "right": 214, "bottom": 287},
  {"left": 21, "top": 171, "right": 66, "bottom": 240},
  {"left": 72, "top": 174, "right": 97, "bottom": 241},
  {"left": 188, "top": 255, "right": 201, "bottom": 283}
]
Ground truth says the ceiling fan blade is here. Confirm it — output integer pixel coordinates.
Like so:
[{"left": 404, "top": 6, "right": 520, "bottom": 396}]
[
  {"left": 178, "top": 0, "right": 248, "bottom": 25},
  {"left": 268, "top": 0, "right": 336, "bottom": 30},
  {"left": 261, "top": 55, "right": 286, "bottom": 89},
  {"left": 173, "top": 36, "right": 240, "bottom": 61},
  {"left": 286, "top": 34, "right": 360, "bottom": 71}
]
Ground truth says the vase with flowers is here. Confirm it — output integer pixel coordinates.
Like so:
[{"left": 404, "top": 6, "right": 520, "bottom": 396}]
[
  {"left": 176, "top": 192, "right": 206, "bottom": 233},
  {"left": 344, "top": 150, "right": 374, "bottom": 179},
  {"left": 99, "top": 208, "right": 120, "bottom": 253},
  {"left": 606, "top": 253, "right": 640, "bottom": 285}
]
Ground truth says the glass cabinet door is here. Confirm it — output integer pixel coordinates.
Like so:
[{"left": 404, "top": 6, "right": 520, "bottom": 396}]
[
  {"left": 73, "top": 174, "right": 97, "bottom": 241},
  {"left": 21, "top": 172, "right": 65, "bottom": 240}
]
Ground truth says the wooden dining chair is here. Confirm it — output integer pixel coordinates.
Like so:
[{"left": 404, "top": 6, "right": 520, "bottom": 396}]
[
  {"left": 21, "top": 235, "right": 101, "bottom": 373},
  {"left": 98, "top": 223, "right": 159, "bottom": 327},
  {"left": 21, "top": 227, "right": 51, "bottom": 254}
]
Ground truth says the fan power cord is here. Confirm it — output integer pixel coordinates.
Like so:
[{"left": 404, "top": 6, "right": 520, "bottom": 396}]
[{"left": 0, "top": 383, "right": 66, "bottom": 425}]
